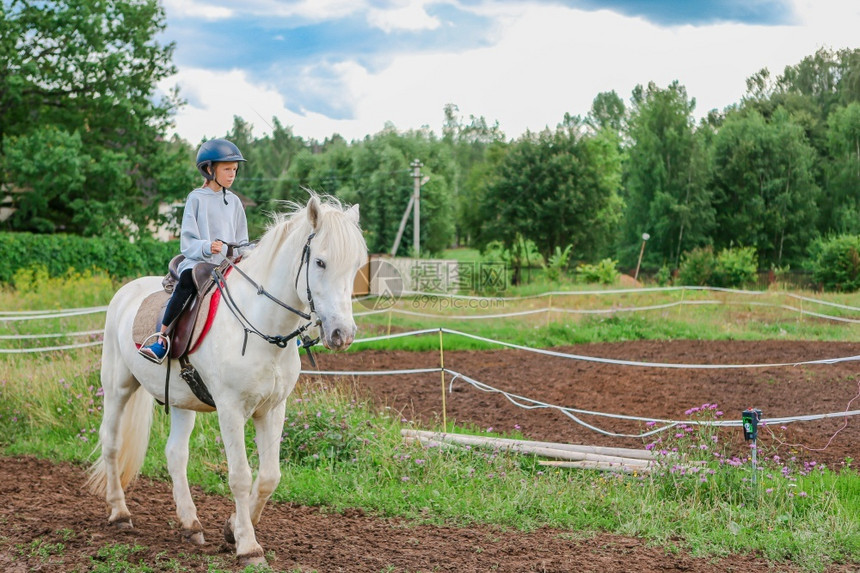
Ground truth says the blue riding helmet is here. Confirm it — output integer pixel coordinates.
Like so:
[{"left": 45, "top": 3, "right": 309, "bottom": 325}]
[{"left": 196, "top": 139, "right": 247, "bottom": 180}]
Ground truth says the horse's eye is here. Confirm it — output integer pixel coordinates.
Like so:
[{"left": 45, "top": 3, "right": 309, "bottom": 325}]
[{"left": 315, "top": 258, "right": 326, "bottom": 269}]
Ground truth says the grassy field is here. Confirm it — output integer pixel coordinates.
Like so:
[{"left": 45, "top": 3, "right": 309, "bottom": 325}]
[{"left": 1, "top": 271, "right": 860, "bottom": 572}]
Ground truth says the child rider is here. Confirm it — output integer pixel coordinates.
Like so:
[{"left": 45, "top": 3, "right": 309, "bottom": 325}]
[{"left": 139, "top": 138, "right": 250, "bottom": 363}]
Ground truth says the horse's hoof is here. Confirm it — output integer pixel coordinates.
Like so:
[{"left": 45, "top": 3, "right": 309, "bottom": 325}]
[
  {"left": 223, "top": 518, "right": 235, "bottom": 545},
  {"left": 110, "top": 517, "right": 133, "bottom": 530},
  {"left": 237, "top": 549, "right": 266, "bottom": 568},
  {"left": 182, "top": 529, "right": 206, "bottom": 545}
]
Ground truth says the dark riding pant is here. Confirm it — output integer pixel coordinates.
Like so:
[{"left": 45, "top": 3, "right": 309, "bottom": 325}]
[{"left": 162, "top": 269, "right": 195, "bottom": 329}]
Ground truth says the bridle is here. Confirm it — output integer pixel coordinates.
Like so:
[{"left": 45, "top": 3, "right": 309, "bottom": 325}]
[{"left": 212, "top": 232, "right": 321, "bottom": 366}]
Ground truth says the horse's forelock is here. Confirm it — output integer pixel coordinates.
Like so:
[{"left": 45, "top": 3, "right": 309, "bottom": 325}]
[{"left": 316, "top": 205, "right": 367, "bottom": 270}]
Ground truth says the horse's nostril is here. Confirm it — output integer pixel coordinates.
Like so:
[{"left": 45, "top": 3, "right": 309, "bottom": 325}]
[{"left": 331, "top": 328, "right": 342, "bottom": 346}]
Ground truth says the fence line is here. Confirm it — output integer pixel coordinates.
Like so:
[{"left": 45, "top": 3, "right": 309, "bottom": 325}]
[
  {"left": 355, "top": 299, "right": 860, "bottom": 323},
  {"left": 299, "top": 364, "right": 860, "bottom": 439},
  {"left": 4, "top": 286, "right": 860, "bottom": 325},
  {"left": 5, "top": 322, "right": 860, "bottom": 370},
  {"left": 398, "top": 286, "right": 860, "bottom": 312},
  {"left": 2, "top": 307, "right": 857, "bottom": 439},
  {"left": 0, "top": 306, "right": 109, "bottom": 322},
  {"left": 0, "top": 340, "right": 104, "bottom": 353},
  {"left": 350, "top": 327, "right": 860, "bottom": 369},
  {"left": 0, "top": 305, "right": 109, "bottom": 316},
  {"left": 0, "top": 329, "right": 104, "bottom": 340}
]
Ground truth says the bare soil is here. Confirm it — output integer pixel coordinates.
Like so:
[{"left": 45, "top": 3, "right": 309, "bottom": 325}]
[{"left": 2, "top": 340, "right": 858, "bottom": 572}]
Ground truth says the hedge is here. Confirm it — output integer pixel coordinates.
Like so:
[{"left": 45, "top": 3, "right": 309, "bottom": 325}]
[{"left": 0, "top": 232, "right": 179, "bottom": 283}]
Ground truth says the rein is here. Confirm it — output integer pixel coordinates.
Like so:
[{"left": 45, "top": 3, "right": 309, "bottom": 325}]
[{"left": 213, "top": 233, "right": 320, "bottom": 366}]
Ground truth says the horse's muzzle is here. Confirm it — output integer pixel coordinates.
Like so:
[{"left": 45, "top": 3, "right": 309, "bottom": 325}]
[{"left": 322, "top": 324, "right": 355, "bottom": 351}]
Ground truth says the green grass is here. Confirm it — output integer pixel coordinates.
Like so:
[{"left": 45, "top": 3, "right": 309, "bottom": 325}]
[
  {"left": 440, "top": 247, "right": 483, "bottom": 263},
  {"left": 1, "top": 347, "right": 857, "bottom": 572},
  {"left": 2, "top": 274, "right": 860, "bottom": 571}
]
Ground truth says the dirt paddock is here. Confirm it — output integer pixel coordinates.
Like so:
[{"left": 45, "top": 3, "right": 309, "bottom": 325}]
[{"left": 2, "top": 340, "right": 857, "bottom": 572}]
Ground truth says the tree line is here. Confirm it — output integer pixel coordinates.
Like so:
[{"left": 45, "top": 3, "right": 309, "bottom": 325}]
[{"left": 2, "top": 2, "right": 859, "bottom": 276}]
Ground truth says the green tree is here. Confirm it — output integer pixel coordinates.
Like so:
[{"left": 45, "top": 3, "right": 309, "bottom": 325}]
[
  {"left": 620, "top": 81, "right": 714, "bottom": 269},
  {"left": 0, "top": 0, "right": 181, "bottom": 236},
  {"left": 442, "top": 103, "right": 506, "bottom": 246},
  {"left": 821, "top": 102, "right": 860, "bottom": 234},
  {"left": 587, "top": 90, "right": 626, "bottom": 134},
  {"left": 2, "top": 127, "right": 87, "bottom": 233},
  {"left": 710, "top": 107, "right": 819, "bottom": 266},
  {"left": 743, "top": 48, "right": 860, "bottom": 169},
  {"left": 281, "top": 125, "right": 456, "bottom": 256},
  {"left": 477, "top": 114, "right": 623, "bottom": 262}
]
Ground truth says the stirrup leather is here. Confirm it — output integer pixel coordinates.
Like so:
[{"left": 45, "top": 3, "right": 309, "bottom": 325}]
[{"left": 139, "top": 333, "right": 170, "bottom": 365}]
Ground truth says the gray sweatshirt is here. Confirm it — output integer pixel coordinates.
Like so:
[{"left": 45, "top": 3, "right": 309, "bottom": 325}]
[{"left": 177, "top": 187, "right": 249, "bottom": 275}]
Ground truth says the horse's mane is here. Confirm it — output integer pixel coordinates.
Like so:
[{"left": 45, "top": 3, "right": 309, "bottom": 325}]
[{"left": 243, "top": 192, "right": 366, "bottom": 269}]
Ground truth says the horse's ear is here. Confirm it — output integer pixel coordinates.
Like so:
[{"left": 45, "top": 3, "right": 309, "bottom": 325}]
[
  {"left": 307, "top": 195, "right": 321, "bottom": 230},
  {"left": 346, "top": 204, "right": 360, "bottom": 225}
]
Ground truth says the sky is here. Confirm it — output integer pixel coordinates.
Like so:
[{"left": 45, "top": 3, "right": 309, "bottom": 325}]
[{"left": 156, "top": 0, "right": 860, "bottom": 144}]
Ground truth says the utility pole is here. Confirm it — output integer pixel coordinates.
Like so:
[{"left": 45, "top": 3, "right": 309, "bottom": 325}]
[
  {"left": 634, "top": 232, "right": 650, "bottom": 281},
  {"left": 390, "top": 195, "right": 415, "bottom": 256},
  {"left": 390, "top": 160, "right": 429, "bottom": 257},
  {"left": 411, "top": 159, "right": 423, "bottom": 258}
]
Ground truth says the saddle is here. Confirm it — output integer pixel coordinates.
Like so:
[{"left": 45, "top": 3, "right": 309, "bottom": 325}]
[{"left": 133, "top": 256, "right": 233, "bottom": 359}]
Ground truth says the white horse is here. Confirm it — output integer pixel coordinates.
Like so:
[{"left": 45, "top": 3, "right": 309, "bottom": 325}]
[{"left": 87, "top": 194, "right": 366, "bottom": 566}]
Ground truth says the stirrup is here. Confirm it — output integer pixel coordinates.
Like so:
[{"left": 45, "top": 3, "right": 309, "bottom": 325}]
[{"left": 139, "top": 332, "right": 170, "bottom": 365}]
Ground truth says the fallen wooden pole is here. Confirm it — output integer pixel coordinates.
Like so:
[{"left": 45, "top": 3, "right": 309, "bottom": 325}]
[
  {"left": 402, "top": 429, "right": 655, "bottom": 460},
  {"left": 403, "top": 430, "right": 653, "bottom": 468}
]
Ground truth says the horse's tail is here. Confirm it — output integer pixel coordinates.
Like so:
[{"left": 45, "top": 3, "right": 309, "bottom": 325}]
[{"left": 85, "top": 385, "right": 154, "bottom": 497}]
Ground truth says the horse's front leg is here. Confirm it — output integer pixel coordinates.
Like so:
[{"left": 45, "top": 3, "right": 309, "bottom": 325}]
[
  {"left": 166, "top": 408, "right": 204, "bottom": 544},
  {"left": 217, "top": 405, "right": 265, "bottom": 566},
  {"left": 249, "top": 399, "right": 287, "bottom": 526}
]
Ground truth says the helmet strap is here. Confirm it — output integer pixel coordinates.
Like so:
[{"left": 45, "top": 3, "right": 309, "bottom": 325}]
[
  {"left": 213, "top": 175, "right": 228, "bottom": 204},
  {"left": 204, "top": 163, "right": 229, "bottom": 205}
]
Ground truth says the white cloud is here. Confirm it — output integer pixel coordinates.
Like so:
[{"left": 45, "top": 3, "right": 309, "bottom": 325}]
[
  {"left": 159, "top": 68, "right": 366, "bottom": 143},
  {"left": 367, "top": 1, "right": 442, "bottom": 33},
  {"left": 161, "top": 0, "right": 233, "bottom": 21},
  {"left": 163, "top": 0, "right": 860, "bottom": 144},
  {"left": 235, "top": 0, "right": 364, "bottom": 20}
]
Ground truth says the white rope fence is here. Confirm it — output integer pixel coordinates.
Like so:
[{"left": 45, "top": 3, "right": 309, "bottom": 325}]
[
  {"left": 433, "top": 328, "right": 860, "bottom": 369},
  {"left": 0, "top": 340, "right": 105, "bottom": 353},
  {"left": 0, "top": 306, "right": 109, "bottom": 321},
  {"left": 355, "top": 286, "right": 860, "bottom": 322},
  {"left": 5, "top": 285, "right": 860, "bottom": 351},
  {"left": 294, "top": 327, "right": 860, "bottom": 438},
  {"left": 0, "top": 329, "right": 104, "bottom": 340},
  {"left": 354, "top": 300, "right": 860, "bottom": 323},
  {"left": 398, "top": 286, "right": 860, "bottom": 312},
  {"left": 299, "top": 364, "right": 860, "bottom": 439},
  {"left": 2, "top": 294, "right": 858, "bottom": 439}
]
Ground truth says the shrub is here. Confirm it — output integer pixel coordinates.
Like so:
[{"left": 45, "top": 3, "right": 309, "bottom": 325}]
[
  {"left": 577, "top": 258, "right": 619, "bottom": 285},
  {"left": 479, "top": 240, "right": 513, "bottom": 293},
  {"left": 542, "top": 244, "right": 573, "bottom": 282},
  {"left": 716, "top": 246, "right": 758, "bottom": 288},
  {"left": 678, "top": 246, "right": 758, "bottom": 288},
  {"left": 655, "top": 265, "right": 673, "bottom": 286},
  {"left": 0, "top": 232, "right": 179, "bottom": 283},
  {"left": 809, "top": 234, "right": 860, "bottom": 292},
  {"left": 677, "top": 247, "right": 717, "bottom": 286}
]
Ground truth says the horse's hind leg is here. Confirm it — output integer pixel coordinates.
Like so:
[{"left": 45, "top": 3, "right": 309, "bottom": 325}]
[
  {"left": 95, "top": 368, "right": 142, "bottom": 529},
  {"left": 166, "top": 408, "right": 205, "bottom": 544}
]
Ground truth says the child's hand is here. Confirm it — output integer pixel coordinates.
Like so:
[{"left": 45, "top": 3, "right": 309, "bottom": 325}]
[{"left": 211, "top": 240, "right": 223, "bottom": 254}]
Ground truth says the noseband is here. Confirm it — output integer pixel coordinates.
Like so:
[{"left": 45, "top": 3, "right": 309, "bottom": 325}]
[{"left": 213, "top": 232, "right": 321, "bottom": 365}]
